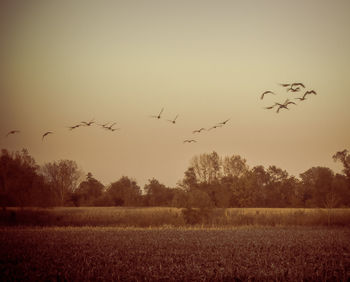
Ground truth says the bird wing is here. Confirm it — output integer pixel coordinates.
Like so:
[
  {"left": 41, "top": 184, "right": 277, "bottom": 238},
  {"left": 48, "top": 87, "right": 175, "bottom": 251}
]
[
  {"left": 159, "top": 108, "right": 164, "bottom": 116},
  {"left": 279, "top": 83, "right": 290, "bottom": 87},
  {"left": 220, "top": 119, "right": 230, "bottom": 124}
]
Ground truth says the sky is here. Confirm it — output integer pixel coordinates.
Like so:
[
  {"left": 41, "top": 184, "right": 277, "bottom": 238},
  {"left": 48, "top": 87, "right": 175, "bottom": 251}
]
[{"left": 1, "top": 0, "right": 350, "bottom": 187}]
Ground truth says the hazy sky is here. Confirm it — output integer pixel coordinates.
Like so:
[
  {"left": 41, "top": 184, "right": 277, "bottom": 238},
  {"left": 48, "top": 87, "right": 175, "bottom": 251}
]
[{"left": 1, "top": 0, "right": 350, "bottom": 187}]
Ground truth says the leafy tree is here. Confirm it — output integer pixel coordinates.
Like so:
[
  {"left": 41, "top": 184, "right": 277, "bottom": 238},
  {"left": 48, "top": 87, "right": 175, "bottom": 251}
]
[
  {"left": 0, "top": 149, "right": 54, "bottom": 208},
  {"left": 41, "top": 160, "right": 82, "bottom": 206},
  {"left": 171, "top": 188, "right": 188, "bottom": 207},
  {"left": 178, "top": 167, "right": 198, "bottom": 191},
  {"left": 333, "top": 149, "right": 350, "bottom": 186},
  {"left": 187, "top": 189, "right": 214, "bottom": 208},
  {"left": 264, "top": 166, "right": 294, "bottom": 207},
  {"left": 144, "top": 178, "right": 174, "bottom": 206},
  {"left": 299, "top": 167, "right": 336, "bottom": 207},
  {"left": 107, "top": 176, "right": 141, "bottom": 206},
  {"left": 75, "top": 172, "right": 104, "bottom": 206}
]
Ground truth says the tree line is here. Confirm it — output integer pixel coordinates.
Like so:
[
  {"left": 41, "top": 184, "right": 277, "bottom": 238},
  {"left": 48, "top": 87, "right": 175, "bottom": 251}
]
[{"left": 0, "top": 148, "right": 349, "bottom": 209}]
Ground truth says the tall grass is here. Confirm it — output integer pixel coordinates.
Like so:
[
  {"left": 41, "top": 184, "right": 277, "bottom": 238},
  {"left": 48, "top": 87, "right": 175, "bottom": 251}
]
[{"left": 1, "top": 207, "right": 350, "bottom": 227}]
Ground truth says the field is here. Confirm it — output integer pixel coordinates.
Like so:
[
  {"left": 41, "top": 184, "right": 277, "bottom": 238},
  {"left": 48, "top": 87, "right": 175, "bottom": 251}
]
[
  {"left": 1, "top": 208, "right": 349, "bottom": 280},
  {"left": 0, "top": 226, "right": 349, "bottom": 281},
  {"left": 1, "top": 207, "right": 350, "bottom": 227}
]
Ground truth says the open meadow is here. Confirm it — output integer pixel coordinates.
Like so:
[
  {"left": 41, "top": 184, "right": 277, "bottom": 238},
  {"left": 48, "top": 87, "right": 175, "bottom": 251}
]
[
  {"left": 0, "top": 226, "right": 349, "bottom": 281},
  {"left": 1, "top": 207, "right": 350, "bottom": 227}
]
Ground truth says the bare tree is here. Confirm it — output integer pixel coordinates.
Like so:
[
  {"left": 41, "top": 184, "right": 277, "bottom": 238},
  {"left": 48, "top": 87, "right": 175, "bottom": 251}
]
[{"left": 41, "top": 160, "right": 83, "bottom": 206}]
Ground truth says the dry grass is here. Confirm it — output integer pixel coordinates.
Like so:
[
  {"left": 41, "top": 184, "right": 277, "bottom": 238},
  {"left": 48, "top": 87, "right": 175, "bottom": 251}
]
[{"left": 1, "top": 207, "right": 350, "bottom": 227}]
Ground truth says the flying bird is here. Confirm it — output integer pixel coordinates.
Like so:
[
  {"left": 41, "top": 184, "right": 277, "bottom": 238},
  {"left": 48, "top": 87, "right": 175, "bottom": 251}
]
[
  {"left": 218, "top": 119, "right": 230, "bottom": 126},
  {"left": 304, "top": 90, "right": 317, "bottom": 96},
  {"left": 109, "top": 128, "right": 120, "bottom": 132},
  {"left": 193, "top": 128, "right": 206, "bottom": 134},
  {"left": 6, "top": 130, "right": 20, "bottom": 137},
  {"left": 105, "top": 122, "right": 117, "bottom": 131},
  {"left": 81, "top": 119, "right": 95, "bottom": 126},
  {"left": 291, "top": 82, "right": 305, "bottom": 88},
  {"left": 264, "top": 103, "right": 279, "bottom": 110},
  {"left": 279, "top": 83, "right": 291, "bottom": 88},
  {"left": 260, "top": 91, "right": 275, "bottom": 100},
  {"left": 276, "top": 99, "right": 296, "bottom": 113},
  {"left": 208, "top": 124, "right": 223, "bottom": 131},
  {"left": 167, "top": 114, "right": 179, "bottom": 124},
  {"left": 42, "top": 131, "right": 53, "bottom": 141},
  {"left": 183, "top": 139, "right": 197, "bottom": 143},
  {"left": 295, "top": 92, "right": 309, "bottom": 101},
  {"left": 98, "top": 122, "right": 111, "bottom": 129},
  {"left": 68, "top": 124, "right": 81, "bottom": 130},
  {"left": 150, "top": 108, "right": 164, "bottom": 119},
  {"left": 287, "top": 86, "right": 301, "bottom": 92}
]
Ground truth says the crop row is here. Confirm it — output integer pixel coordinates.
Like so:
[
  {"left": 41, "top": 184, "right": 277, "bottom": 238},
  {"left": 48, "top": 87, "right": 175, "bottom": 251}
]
[{"left": 0, "top": 226, "right": 349, "bottom": 281}]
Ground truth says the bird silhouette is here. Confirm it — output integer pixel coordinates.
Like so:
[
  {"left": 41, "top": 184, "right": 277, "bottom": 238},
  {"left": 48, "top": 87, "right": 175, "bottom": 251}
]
[
  {"left": 287, "top": 86, "right": 301, "bottom": 92},
  {"left": 276, "top": 99, "right": 296, "bottom": 113},
  {"left": 81, "top": 119, "right": 95, "bottom": 126},
  {"left": 167, "top": 114, "right": 179, "bottom": 124},
  {"left": 264, "top": 103, "right": 279, "bottom": 110},
  {"left": 42, "top": 131, "right": 53, "bottom": 141},
  {"left": 150, "top": 108, "right": 164, "bottom": 119},
  {"left": 6, "top": 130, "right": 20, "bottom": 137},
  {"left": 193, "top": 128, "right": 206, "bottom": 133},
  {"left": 260, "top": 91, "right": 275, "bottom": 100},
  {"left": 208, "top": 124, "right": 223, "bottom": 131},
  {"left": 109, "top": 127, "right": 120, "bottom": 132},
  {"left": 279, "top": 83, "right": 291, "bottom": 88},
  {"left": 291, "top": 83, "right": 305, "bottom": 88},
  {"left": 68, "top": 124, "right": 81, "bottom": 130},
  {"left": 304, "top": 90, "right": 317, "bottom": 96},
  {"left": 105, "top": 122, "right": 117, "bottom": 131},
  {"left": 295, "top": 92, "right": 309, "bottom": 101},
  {"left": 98, "top": 122, "right": 111, "bottom": 129},
  {"left": 218, "top": 119, "right": 230, "bottom": 125},
  {"left": 183, "top": 139, "right": 197, "bottom": 143}
]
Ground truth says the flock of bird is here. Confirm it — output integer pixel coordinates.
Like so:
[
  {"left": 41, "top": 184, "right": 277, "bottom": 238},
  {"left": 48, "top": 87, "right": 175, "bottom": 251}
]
[
  {"left": 4, "top": 82, "right": 317, "bottom": 144},
  {"left": 149, "top": 107, "right": 230, "bottom": 144},
  {"left": 5, "top": 119, "right": 120, "bottom": 141},
  {"left": 261, "top": 82, "right": 317, "bottom": 113}
]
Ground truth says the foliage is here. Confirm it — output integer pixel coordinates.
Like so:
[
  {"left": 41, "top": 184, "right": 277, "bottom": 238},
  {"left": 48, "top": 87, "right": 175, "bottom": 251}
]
[
  {"left": 107, "top": 176, "right": 142, "bottom": 206},
  {"left": 0, "top": 149, "right": 53, "bottom": 208},
  {"left": 1, "top": 148, "right": 350, "bottom": 208},
  {"left": 74, "top": 173, "right": 105, "bottom": 206}
]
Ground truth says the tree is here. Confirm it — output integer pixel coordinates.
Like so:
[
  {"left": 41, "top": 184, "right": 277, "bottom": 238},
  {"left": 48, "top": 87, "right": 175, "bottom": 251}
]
[
  {"left": 191, "top": 151, "right": 221, "bottom": 184},
  {"left": 333, "top": 149, "right": 350, "bottom": 186},
  {"left": 41, "top": 160, "right": 82, "bottom": 206},
  {"left": 187, "top": 189, "right": 214, "bottom": 208},
  {"left": 0, "top": 149, "right": 54, "bottom": 208},
  {"left": 144, "top": 178, "right": 174, "bottom": 206},
  {"left": 264, "top": 166, "right": 295, "bottom": 207},
  {"left": 299, "top": 167, "right": 336, "bottom": 208},
  {"left": 178, "top": 167, "right": 198, "bottom": 191},
  {"left": 107, "top": 176, "right": 141, "bottom": 206},
  {"left": 222, "top": 155, "right": 249, "bottom": 178},
  {"left": 74, "top": 172, "right": 104, "bottom": 206}
]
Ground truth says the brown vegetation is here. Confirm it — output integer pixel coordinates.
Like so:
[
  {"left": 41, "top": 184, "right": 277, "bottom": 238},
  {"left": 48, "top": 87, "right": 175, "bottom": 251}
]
[{"left": 0, "top": 226, "right": 349, "bottom": 281}]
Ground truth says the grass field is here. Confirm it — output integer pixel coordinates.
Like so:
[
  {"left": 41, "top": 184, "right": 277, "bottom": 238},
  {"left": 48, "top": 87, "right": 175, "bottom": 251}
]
[
  {"left": 0, "top": 226, "right": 349, "bottom": 281},
  {"left": 1, "top": 207, "right": 350, "bottom": 227}
]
